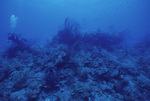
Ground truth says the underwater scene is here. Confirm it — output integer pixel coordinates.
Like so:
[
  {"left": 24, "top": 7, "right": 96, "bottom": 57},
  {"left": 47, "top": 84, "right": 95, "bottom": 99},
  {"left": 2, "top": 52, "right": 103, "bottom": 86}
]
[{"left": 0, "top": 0, "right": 150, "bottom": 101}]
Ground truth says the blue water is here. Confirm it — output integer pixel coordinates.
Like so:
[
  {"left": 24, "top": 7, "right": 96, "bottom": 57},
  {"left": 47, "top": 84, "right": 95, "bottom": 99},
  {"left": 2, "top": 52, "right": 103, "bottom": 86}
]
[
  {"left": 0, "top": 0, "right": 150, "bottom": 49},
  {"left": 0, "top": 0, "right": 150, "bottom": 101}
]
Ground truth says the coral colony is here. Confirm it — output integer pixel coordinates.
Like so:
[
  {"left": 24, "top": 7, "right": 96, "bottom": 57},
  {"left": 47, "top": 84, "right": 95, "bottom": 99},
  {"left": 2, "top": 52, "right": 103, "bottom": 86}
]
[{"left": 0, "top": 18, "right": 150, "bottom": 101}]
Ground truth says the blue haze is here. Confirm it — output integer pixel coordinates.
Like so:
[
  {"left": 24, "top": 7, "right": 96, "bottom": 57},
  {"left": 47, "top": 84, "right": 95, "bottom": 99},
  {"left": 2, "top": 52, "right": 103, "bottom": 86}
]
[
  {"left": 0, "top": 1, "right": 150, "bottom": 101},
  {"left": 0, "top": 0, "right": 150, "bottom": 50}
]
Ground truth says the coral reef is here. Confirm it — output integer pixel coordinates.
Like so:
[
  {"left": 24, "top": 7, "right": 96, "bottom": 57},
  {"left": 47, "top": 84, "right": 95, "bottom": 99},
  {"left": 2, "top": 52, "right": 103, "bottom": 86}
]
[
  {"left": 3, "top": 33, "right": 31, "bottom": 58},
  {"left": 0, "top": 19, "right": 150, "bottom": 101}
]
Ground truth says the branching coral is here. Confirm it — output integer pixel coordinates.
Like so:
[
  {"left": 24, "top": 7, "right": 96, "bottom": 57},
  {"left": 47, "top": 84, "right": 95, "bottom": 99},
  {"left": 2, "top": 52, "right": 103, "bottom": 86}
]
[{"left": 3, "top": 33, "right": 30, "bottom": 58}]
